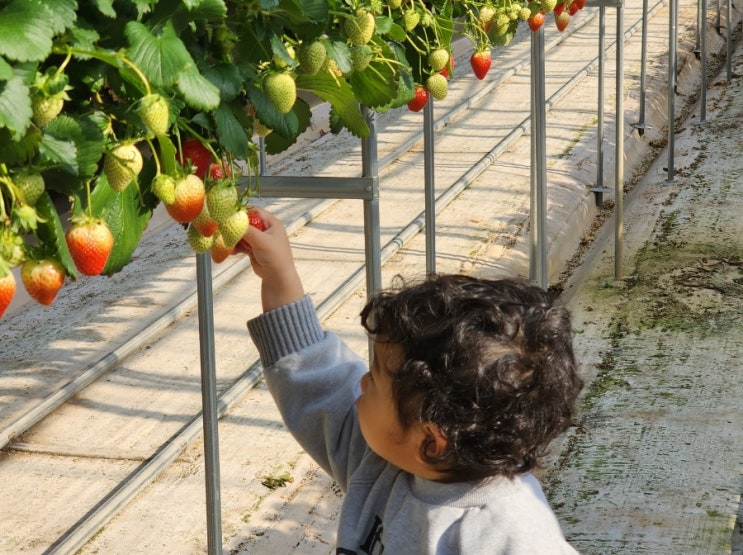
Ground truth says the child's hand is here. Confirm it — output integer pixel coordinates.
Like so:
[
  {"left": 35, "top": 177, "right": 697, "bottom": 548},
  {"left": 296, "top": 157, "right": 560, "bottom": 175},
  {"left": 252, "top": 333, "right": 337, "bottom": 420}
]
[{"left": 236, "top": 206, "right": 305, "bottom": 312}]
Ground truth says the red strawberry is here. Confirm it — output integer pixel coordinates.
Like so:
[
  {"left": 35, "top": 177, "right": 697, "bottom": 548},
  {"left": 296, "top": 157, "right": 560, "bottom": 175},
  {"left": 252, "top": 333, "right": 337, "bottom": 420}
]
[
  {"left": 65, "top": 218, "right": 115, "bottom": 276},
  {"left": 21, "top": 258, "right": 65, "bottom": 306},
  {"left": 178, "top": 139, "right": 213, "bottom": 180},
  {"left": 249, "top": 211, "right": 266, "bottom": 231},
  {"left": 0, "top": 268, "right": 16, "bottom": 318},
  {"left": 528, "top": 12, "right": 545, "bottom": 31},
  {"left": 555, "top": 11, "right": 570, "bottom": 31},
  {"left": 208, "top": 162, "right": 232, "bottom": 181},
  {"left": 553, "top": 2, "right": 566, "bottom": 15},
  {"left": 573, "top": 0, "right": 586, "bottom": 8},
  {"left": 470, "top": 50, "right": 492, "bottom": 80},
  {"left": 568, "top": 1, "right": 579, "bottom": 15},
  {"left": 407, "top": 85, "right": 429, "bottom": 112},
  {"left": 165, "top": 174, "right": 206, "bottom": 224}
]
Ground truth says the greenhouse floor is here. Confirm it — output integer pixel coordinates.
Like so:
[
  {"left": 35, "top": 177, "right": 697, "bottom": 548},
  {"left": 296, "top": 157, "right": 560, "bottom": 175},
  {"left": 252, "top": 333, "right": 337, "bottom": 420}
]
[{"left": 1, "top": 4, "right": 742, "bottom": 555}]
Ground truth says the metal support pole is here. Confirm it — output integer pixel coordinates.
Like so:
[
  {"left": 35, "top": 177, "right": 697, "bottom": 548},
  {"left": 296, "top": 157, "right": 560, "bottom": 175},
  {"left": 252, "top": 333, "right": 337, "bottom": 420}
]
[
  {"left": 592, "top": 7, "right": 610, "bottom": 206},
  {"left": 530, "top": 27, "right": 548, "bottom": 290},
  {"left": 633, "top": 0, "right": 650, "bottom": 134},
  {"left": 667, "top": 0, "right": 678, "bottom": 183},
  {"left": 361, "top": 106, "right": 381, "bottom": 359},
  {"left": 726, "top": 0, "right": 732, "bottom": 81},
  {"left": 615, "top": 1, "right": 625, "bottom": 279},
  {"left": 701, "top": 0, "right": 708, "bottom": 122},
  {"left": 423, "top": 98, "right": 436, "bottom": 275},
  {"left": 195, "top": 253, "right": 223, "bottom": 555}
]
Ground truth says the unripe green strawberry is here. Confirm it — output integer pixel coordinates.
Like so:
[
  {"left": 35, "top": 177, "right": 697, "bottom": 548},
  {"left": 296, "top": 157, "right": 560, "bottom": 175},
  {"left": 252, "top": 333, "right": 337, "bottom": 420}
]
[
  {"left": 206, "top": 183, "right": 239, "bottom": 224},
  {"left": 350, "top": 45, "right": 373, "bottom": 72},
  {"left": 21, "top": 258, "right": 65, "bottom": 306},
  {"left": 402, "top": 9, "right": 420, "bottom": 31},
  {"left": 425, "top": 73, "right": 448, "bottom": 100},
  {"left": 165, "top": 174, "right": 206, "bottom": 224},
  {"left": 152, "top": 173, "right": 176, "bottom": 204},
  {"left": 344, "top": 9, "right": 376, "bottom": 45},
  {"left": 519, "top": 6, "right": 532, "bottom": 20},
  {"left": 31, "top": 94, "right": 64, "bottom": 127},
  {"left": 65, "top": 218, "right": 115, "bottom": 276},
  {"left": 219, "top": 208, "right": 249, "bottom": 248},
  {"left": 0, "top": 267, "right": 15, "bottom": 318},
  {"left": 478, "top": 5, "right": 497, "bottom": 27},
  {"left": 14, "top": 171, "right": 45, "bottom": 206},
  {"left": 104, "top": 144, "right": 143, "bottom": 192},
  {"left": 187, "top": 224, "right": 215, "bottom": 254},
  {"left": 428, "top": 48, "right": 450, "bottom": 72},
  {"left": 0, "top": 229, "right": 25, "bottom": 268},
  {"left": 138, "top": 93, "right": 170, "bottom": 136},
  {"left": 541, "top": 0, "right": 558, "bottom": 14},
  {"left": 264, "top": 72, "right": 297, "bottom": 114},
  {"left": 298, "top": 41, "right": 327, "bottom": 75},
  {"left": 387, "top": 0, "right": 402, "bottom": 8}
]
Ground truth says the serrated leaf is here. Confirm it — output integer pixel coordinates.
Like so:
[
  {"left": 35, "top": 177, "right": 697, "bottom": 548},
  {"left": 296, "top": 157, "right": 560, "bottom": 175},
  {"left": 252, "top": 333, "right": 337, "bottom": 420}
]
[
  {"left": 214, "top": 103, "right": 250, "bottom": 160},
  {"left": 0, "top": 57, "right": 13, "bottom": 81},
  {"left": 91, "top": 0, "right": 117, "bottom": 18},
  {"left": 39, "top": 133, "right": 78, "bottom": 175},
  {"left": 92, "top": 174, "right": 154, "bottom": 275},
  {"left": 295, "top": 72, "right": 368, "bottom": 138},
  {"left": 125, "top": 20, "right": 193, "bottom": 88},
  {"left": 35, "top": 192, "right": 78, "bottom": 279},
  {"left": 263, "top": 99, "right": 311, "bottom": 155},
  {"left": 247, "top": 84, "right": 299, "bottom": 139},
  {"left": 69, "top": 24, "right": 101, "bottom": 54},
  {"left": 177, "top": 65, "right": 221, "bottom": 111},
  {"left": 348, "top": 59, "right": 398, "bottom": 109},
  {"left": 0, "top": 1, "right": 55, "bottom": 62},
  {"left": 0, "top": 126, "right": 40, "bottom": 165},
  {"left": 201, "top": 63, "right": 243, "bottom": 102},
  {"left": 0, "top": 76, "right": 33, "bottom": 141},
  {"left": 44, "top": 115, "right": 105, "bottom": 178}
]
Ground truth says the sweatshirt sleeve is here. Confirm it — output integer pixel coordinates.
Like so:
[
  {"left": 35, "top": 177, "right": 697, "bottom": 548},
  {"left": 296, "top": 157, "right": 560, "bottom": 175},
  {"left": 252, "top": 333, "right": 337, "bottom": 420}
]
[{"left": 247, "top": 295, "right": 369, "bottom": 489}]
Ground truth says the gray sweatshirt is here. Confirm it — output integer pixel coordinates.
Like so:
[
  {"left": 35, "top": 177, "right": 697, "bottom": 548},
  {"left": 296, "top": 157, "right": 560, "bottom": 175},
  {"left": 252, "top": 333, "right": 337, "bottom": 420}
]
[{"left": 248, "top": 295, "right": 579, "bottom": 554}]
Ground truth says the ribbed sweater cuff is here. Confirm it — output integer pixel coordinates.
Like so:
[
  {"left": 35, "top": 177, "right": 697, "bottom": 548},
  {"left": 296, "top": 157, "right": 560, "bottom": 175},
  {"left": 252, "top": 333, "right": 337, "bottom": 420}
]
[{"left": 247, "top": 295, "right": 324, "bottom": 368}]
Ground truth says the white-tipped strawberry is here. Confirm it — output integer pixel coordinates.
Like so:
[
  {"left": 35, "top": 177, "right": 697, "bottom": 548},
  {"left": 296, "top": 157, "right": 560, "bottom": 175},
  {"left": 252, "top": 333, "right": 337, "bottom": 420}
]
[
  {"left": 138, "top": 93, "right": 170, "bottom": 136},
  {"left": 219, "top": 208, "right": 249, "bottom": 248}
]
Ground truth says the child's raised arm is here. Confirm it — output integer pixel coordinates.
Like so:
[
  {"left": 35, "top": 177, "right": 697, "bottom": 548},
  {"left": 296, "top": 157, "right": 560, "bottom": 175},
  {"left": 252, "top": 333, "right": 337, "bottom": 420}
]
[{"left": 236, "top": 206, "right": 304, "bottom": 313}]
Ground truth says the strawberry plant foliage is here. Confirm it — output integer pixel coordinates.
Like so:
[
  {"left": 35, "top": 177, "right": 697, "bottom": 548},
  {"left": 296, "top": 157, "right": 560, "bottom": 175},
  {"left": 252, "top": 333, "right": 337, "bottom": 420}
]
[{"left": 0, "top": 0, "right": 584, "bottom": 312}]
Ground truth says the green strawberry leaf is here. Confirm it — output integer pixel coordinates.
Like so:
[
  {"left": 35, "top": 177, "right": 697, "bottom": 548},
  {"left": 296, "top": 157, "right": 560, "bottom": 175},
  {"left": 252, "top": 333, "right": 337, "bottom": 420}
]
[
  {"left": 177, "top": 65, "right": 221, "bottom": 111},
  {"left": 39, "top": 133, "right": 78, "bottom": 175},
  {"left": 348, "top": 57, "right": 398, "bottom": 109},
  {"left": 295, "top": 71, "right": 368, "bottom": 138},
  {"left": 0, "top": 126, "right": 40, "bottom": 166},
  {"left": 0, "top": 0, "right": 76, "bottom": 62},
  {"left": 201, "top": 63, "right": 243, "bottom": 102},
  {"left": 93, "top": 172, "right": 155, "bottom": 275},
  {"left": 125, "top": 20, "right": 193, "bottom": 88},
  {"left": 35, "top": 191, "right": 78, "bottom": 279},
  {"left": 0, "top": 75, "right": 33, "bottom": 141},
  {"left": 44, "top": 115, "right": 105, "bottom": 178},
  {"left": 91, "top": 0, "right": 117, "bottom": 18},
  {"left": 247, "top": 84, "right": 299, "bottom": 139},
  {"left": 263, "top": 99, "right": 312, "bottom": 155},
  {"left": 214, "top": 103, "right": 250, "bottom": 160}
]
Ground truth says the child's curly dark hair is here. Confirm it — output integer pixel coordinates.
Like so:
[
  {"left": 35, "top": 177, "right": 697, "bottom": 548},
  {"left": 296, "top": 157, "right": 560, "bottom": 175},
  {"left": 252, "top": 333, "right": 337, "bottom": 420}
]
[{"left": 360, "top": 274, "right": 583, "bottom": 481}]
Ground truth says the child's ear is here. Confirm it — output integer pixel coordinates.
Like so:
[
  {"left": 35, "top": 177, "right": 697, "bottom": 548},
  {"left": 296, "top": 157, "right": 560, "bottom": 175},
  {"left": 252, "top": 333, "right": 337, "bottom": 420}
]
[{"left": 420, "top": 422, "right": 448, "bottom": 459}]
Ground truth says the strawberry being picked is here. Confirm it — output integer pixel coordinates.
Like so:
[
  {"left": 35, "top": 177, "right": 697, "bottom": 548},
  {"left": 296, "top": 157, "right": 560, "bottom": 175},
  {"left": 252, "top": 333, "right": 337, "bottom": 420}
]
[{"left": 65, "top": 217, "right": 115, "bottom": 276}]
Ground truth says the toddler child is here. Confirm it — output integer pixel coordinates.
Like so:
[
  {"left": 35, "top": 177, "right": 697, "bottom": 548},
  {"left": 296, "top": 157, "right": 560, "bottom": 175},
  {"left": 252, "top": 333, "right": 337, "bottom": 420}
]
[{"left": 239, "top": 207, "right": 583, "bottom": 554}]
